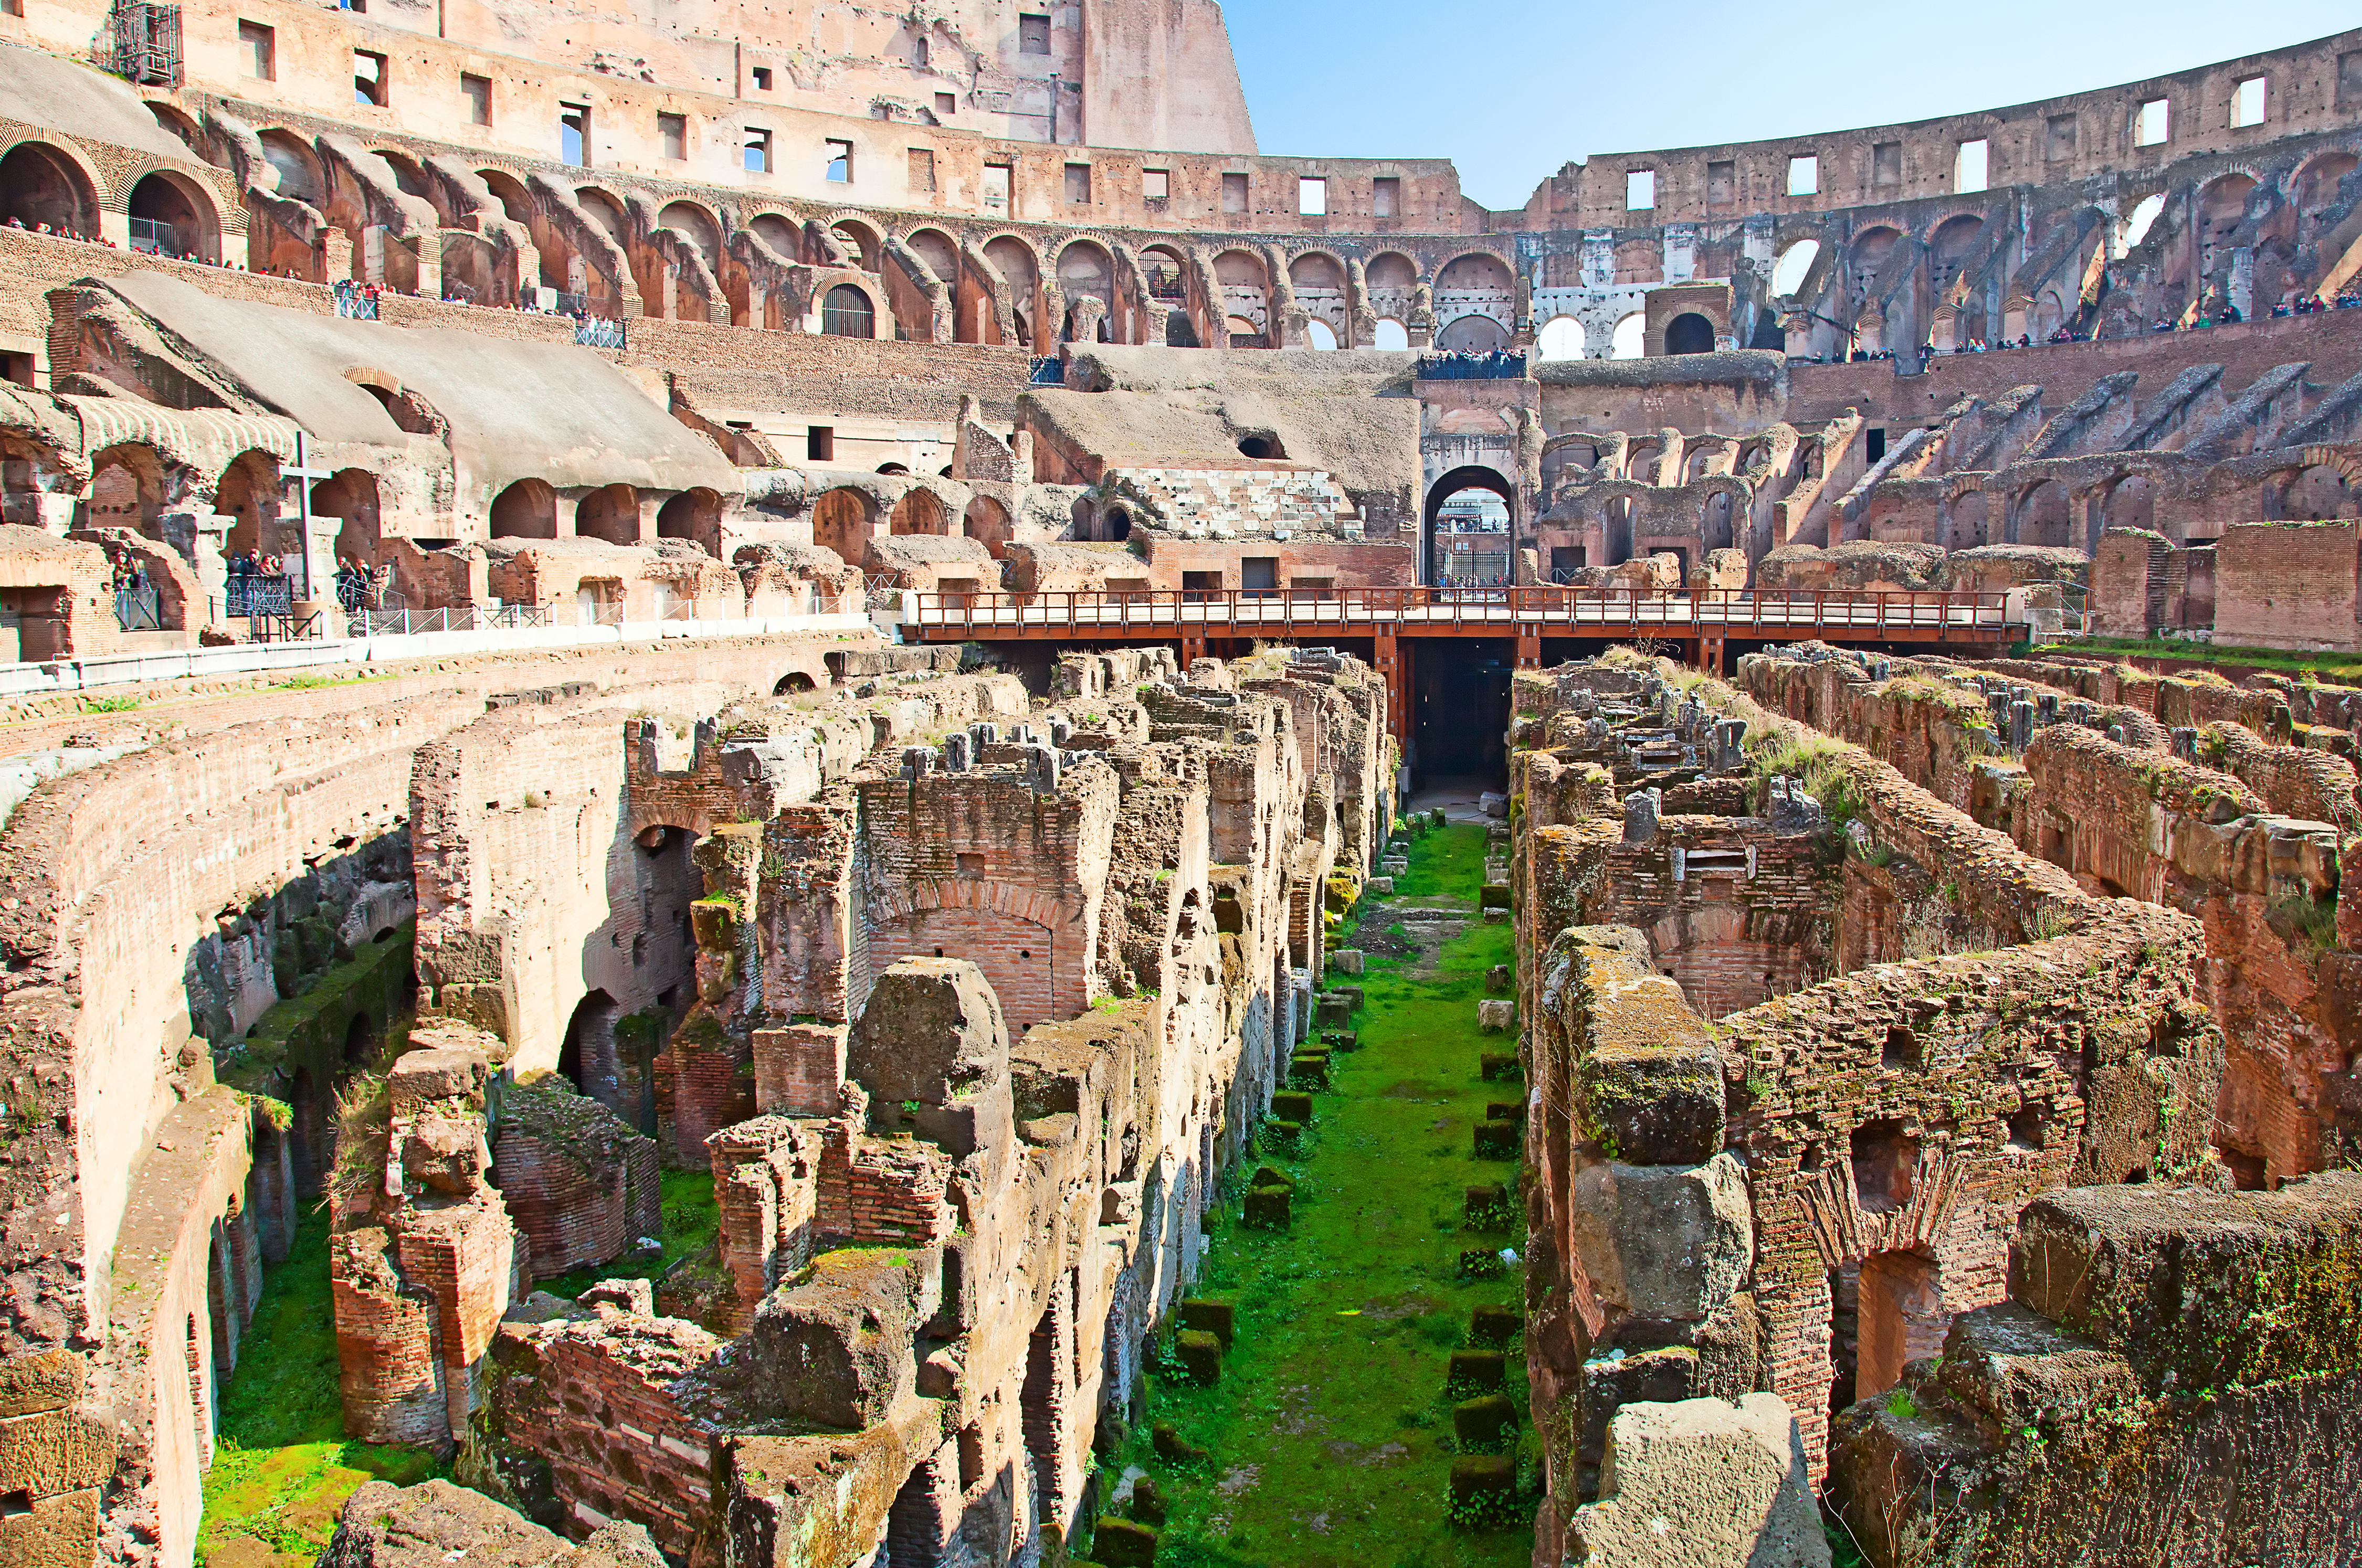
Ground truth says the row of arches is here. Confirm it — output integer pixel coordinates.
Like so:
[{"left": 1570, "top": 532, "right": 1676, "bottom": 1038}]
[{"left": 1, "top": 139, "right": 225, "bottom": 260}]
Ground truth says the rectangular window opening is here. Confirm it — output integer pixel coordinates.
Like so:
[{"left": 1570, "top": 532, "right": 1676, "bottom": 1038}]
[
  {"left": 807, "top": 426, "right": 835, "bottom": 462},
  {"left": 1064, "top": 162, "right": 1091, "bottom": 204},
  {"left": 912, "top": 35, "right": 929, "bottom": 69},
  {"left": 935, "top": 91, "right": 956, "bottom": 117},
  {"left": 745, "top": 128, "right": 772, "bottom": 174},
  {"left": 751, "top": 65, "right": 772, "bottom": 91},
  {"left": 2232, "top": 75, "right": 2267, "bottom": 129},
  {"left": 1298, "top": 176, "right": 1327, "bottom": 216},
  {"left": 658, "top": 112, "right": 686, "bottom": 161},
  {"left": 1705, "top": 160, "right": 1734, "bottom": 206},
  {"left": 908, "top": 147, "right": 935, "bottom": 192},
  {"left": 1955, "top": 138, "right": 1988, "bottom": 194},
  {"left": 1786, "top": 155, "right": 1818, "bottom": 197},
  {"left": 1373, "top": 175, "right": 1399, "bottom": 217},
  {"left": 824, "top": 137, "right": 851, "bottom": 183},
  {"left": 983, "top": 160, "right": 1011, "bottom": 211},
  {"left": 1142, "top": 167, "right": 1169, "bottom": 202},
  {"left": 1866, "top": 428, "right": 1887, "bottom": 463},
  {"left": 461, "top": 73, "right": 491, "bottom": 127},
  {"left": 353, "top": 50, "right": 387, "bottom": 108},
  {"left": 560, "top": 102, "right": 589, "bottom": 167},
  {"left": 1625, "top": 169, "right": 1655, "bottom": 211},
  {"left": 2136, "top": 98, "right": 2170, "bottom": 147},
  {"left": 1221, "top": 171, "right": 1248, "bottom": 214},
  {"left": 1018, "top": 13, "right": 1050, "bottom": 54},
  {"left": 2341, "top": 51, "right": 2362, "bottom": 111},
  {"left": 238, "top": 20, "right": 273, "bottom": 80},
  {"left": 1872, "top": 141, "right": 1902, "bottom": 187}
]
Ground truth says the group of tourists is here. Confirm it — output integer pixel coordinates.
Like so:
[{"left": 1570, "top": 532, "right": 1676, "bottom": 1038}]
[{"left": 1419, "top": 349, "right": 1527, "bottom": 379}]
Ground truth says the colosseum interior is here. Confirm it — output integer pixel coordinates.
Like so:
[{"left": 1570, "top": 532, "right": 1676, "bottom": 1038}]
[{"left": 1, "top": 5, "right": 2360, "bottom": 1567}]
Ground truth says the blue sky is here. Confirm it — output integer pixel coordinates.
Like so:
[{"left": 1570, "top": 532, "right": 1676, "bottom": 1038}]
[{"left": 1220, "top": 1, "right": 2360, "bottom": 211}]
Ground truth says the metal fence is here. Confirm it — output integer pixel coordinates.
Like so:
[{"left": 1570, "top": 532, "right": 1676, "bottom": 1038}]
[
  {"left": 574, "top": 316, "right": 627, "bottom": 349},
  {"left": 114, "top": 582, "right": 162, "bottom": 630},
  {"left": 346, "top": 603, "right": 553, "bottom": 636},
  {"left": 1029, "top": 356, "right": 1066, "bottom": 386},
  {"left": 1416, "top": 351, "right": 1527, "bottom": 380},
  {"left": 224, "top": 575, "right": 293, "bottom": 618},
  {"left": 333, "top": 279, "right": 379, "bottom": 321},
  {"left": 107, "top": 0, "right": 182, "bottom": 86},
  {"left": 127, "top": 217, "right": 179, "bottom": 256}
]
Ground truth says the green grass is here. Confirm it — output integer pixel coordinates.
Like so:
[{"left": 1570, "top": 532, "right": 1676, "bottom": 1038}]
[
  {"left": 198, "top": 1167, "right": 718, "bottom": 1565},
  {"left": 540, "top": 1167, "right": 720, "bottom": 1300},
  {"left": 81, "top": 694, "right": 141, "bottom": 712},
  {"left": 2031, "top": 636, "right": 2362, "bottom": 684},
  {"left": 1090, "top": 824, "right": 1532, "bottom": 1568},
  {"left": 196, "top": 1210, "right": 444, "bottom": 1568}
]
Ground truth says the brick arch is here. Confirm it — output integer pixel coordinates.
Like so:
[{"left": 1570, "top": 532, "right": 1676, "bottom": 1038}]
[
  {"left": 869, "top": 877, "right": 1072, "bottom": 930},
  {"left": 866, "top": 878, "right": 1078, "bottom": 1032}
]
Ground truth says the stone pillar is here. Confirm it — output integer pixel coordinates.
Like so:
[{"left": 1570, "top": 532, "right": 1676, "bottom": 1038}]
[
  {"left": 2171, "top": 728, "right": 2197, "bottom": 762},
  {"left": 941, "top": 731, "right": 971, "bottom": 772},
  {"left": 159, "top": 511, "right": 233, "bottom": 630},
  {"left": 2009, "top": 701, "right": 2034, "bottom": 753},
  {"left": 1623, "top": 789, "right": 1661, "bottom": 844}
]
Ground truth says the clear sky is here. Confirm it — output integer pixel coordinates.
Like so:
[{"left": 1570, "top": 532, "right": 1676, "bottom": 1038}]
[{"left": 1220, "top": 1, "right": 2360, "bottom": 211}]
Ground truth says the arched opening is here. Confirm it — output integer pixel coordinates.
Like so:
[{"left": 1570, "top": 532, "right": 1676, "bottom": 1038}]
[
  {"left": 890, "top": 488, "right": 946, "bottom": 535},
  {"left": 1056, "top": 240, "right": 1115, "bottom": 343},
  {"left": 775, "top": 671, "right": 816, "bottom": 696},
  {"left": 1436, "top": 314, "right": 1509, "bottom": 353},
  {"left": 983, "top": 236, "right": 1041, "bottom": 346},
  {"left": 906, "top": 226, "right": 958, "bottom": 284},
  {"left": 558, "top": 988, "right": 619, "bottom": 1107},
  {"left": 2117, "top": 193, "right": 2166, "bottom": 254},
  {"left": 657, "top": 488, "right": 722, "bottom": 555},
  {"left": 128, "top": 171, "right": 217, "bottom": 261},
  {"left": 1287, "top": 251, "right": 1348, "bottom": 347},
  {"left": 490, "top": 478, "right": 558, "bottom": 539},
  {"left": 821, "top": 284, "right": 876, "bottom": 337},
  {"left": 1943, "top": 491, "right": 1989, "bottom": 550},
  {"left": 744, "top": 211, "right": 797, "bottom": 259},
  {"left": 573, "top": 483, "right": 640, "bottom": 544},
  {"left": 1372, "top": 317, "right": 1410, "bottom": 352},
  {"left": 258, "top": 130, "right": 324, "bottom": 205},
  {"left": 85, "top": 444, "right": 169, "bottom": 535},
  {"left": 314, "top": 469, "right": 381, "bottom": 573},
  {"left": 1236, "top": 434, "right": 1286, "bottom": 460},
  {"left": 213, "top": 449, "right": 283, "bottom": 563},
  {"left": 2105, "top": 474, "right": 2156, "bottom": 533},
  {"left": 1664, "top": 312, "right": 1715, "bottom": 355},
  {"left": 1927, "top": 215, "right": 1985, "bottom": 299},
  {"left": 1304, "top": 320, "right": 1338, "bottom": 351},
  {"left": 343, "top": 1010, "right": 377, "bottom": 1067},
  {"left": 574, "top": 187, "right": 631, "bottom": 247},
  {"left": 478, "top": 168, "right": 534, "bottom": 226},
  {"left": 813, "top": 486, "right": 880, "bottom": 561},
  {"left": 1534, "top": 315, "right": 1585, "bottom": 361},
  {"left": 1856, "top": 1249, "right": 1944, "bottom": 1401},
  {"left": 359, "top": 382, "right": 443, "bottom": 437},
  {"left": 829, "top": 217, "right": 882, "bottom": 272},
  {"left": 657, "top": 199, "right": 723, "bottom": 272},
  {"left": 1770, "top": 238, "right": 1820, "bottom": 296},
  {"left": 1212, "top": 249, "right": 1269, "bottom": 346},
  {"left": 1435, "top": 252, "right": 1513, "bottom": 338},
  {"left": 0, "top": 142, "right": 97, "bottom": 236},
  {"left": 1425, "top": 467, "right": 1515, "bottom": 585},
  {"left": 2283, "top": 463, "right": 2355, "bottom": 521},
  {"left": 1610, "top": 312, "right": 1647, "bottom": 360},
  {"left": 962, "top": 496, "right": 1011, "bottom": 557}
]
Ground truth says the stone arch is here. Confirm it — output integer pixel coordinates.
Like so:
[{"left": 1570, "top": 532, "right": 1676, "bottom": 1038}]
[
  {"left": 1211, "top": 248, "right": 1269, "bottom": 346},
  {"left": 890, "top": 488, "right": 947, "bottom": 536},
  {"left": 828, "top": 215, "right": 883, "bottom": 272},
  {"left": 1055, "top": 239, "right": 1115, "bottom": 342},
  {"left": 257, "top": 129, "right": 324, "bottom": 205},
  {"left": 1424, "top": 464, "right": 1516, "bottom": 582},
  {"left": 127, "top": 169, "right": 220, "bottom": 261},
  {"left": 983, "top": 234, "right": 1042, "bottom": 345},
  {"left": 1770, "top": 237, "right": 1821, "bottom": 296},
  {"left": 820, "top": 282, "right": 878, "bottom": 337},
  {"left": 213, "top": 449, "right": 284, "bottom": 560},
  {"left": 1610, "top": 311, "right": 1647, "bottom": 359},
  {"left": 1372, "top": 317, "right": 1410, "bottom": 351},
  {"left": 1366, "top": 251, "right": 1418, "bottom": 291},
  {"left": 1845, "top": 225, "right": 1903, "bottom": 312},
  {"left": 658, "top": 488, "right": 722, "bottom": 555},
  {"left": 1437, "top": 314, "right": 1509, "bottom": 352},
  {"left": 477, "top": 168, "right": 533, "bottom": 224},
  {"left": 1664, "top": 312, "right": 1714, "bottom": 355},
  {"left": 1535, "top": 315, "right": 1585, "bottom": 361},
  {"left": 1287, "top": 249, "right": 1349, "bottom": 344},
  {"left": 657, "top": 199, "right": 723, "bottom": 271},
  {"left": 1943, "top": 488, "right": 1989, "bottom": 550},
  {"left": 2282, "top": 463, "right": 2356, "bottom": 521},
  {"left": 743, "top": 210, "right": 798, "bottom": 257},
  {"left": 962, "top": 495, "right": 1011, "bottom": 557},
  {"left": 313, "top": 468, "right": 382, "bottom": 567},
  {"left": 905, "top": 225, "right": 959, "bottom": 283},
  {"left": 574, "top": 186, "right": 631, "bottom": 246},
  {"left": 813, "top": 485, "right": 881, "bottom": 560},
  {"left": 144, "top": 101, "right": 205, "bottom": 154},
  {"left": 2198, "top": 172, "right": 2259, "bottom": 284},
  {"left": 1927, "top": 214, "right": 1984, "bottom": 298},
  {"left": 83, "top": 441, "right": 174, "bottom": 534},
  {"left": 2296, "top": 151, "right": 2358, "bottom": 228},
  {"left": 574, "top": 483, "right": 640, "bottom": 544},
  {"left": 0, "top": 139, "right": 100, "bottom": 236},
  {"left": 2104, "top": 473, "right": 2157, "bottom": 533},
  {"left": 490, "top": 478, "right": 558, "bottom": 539}
]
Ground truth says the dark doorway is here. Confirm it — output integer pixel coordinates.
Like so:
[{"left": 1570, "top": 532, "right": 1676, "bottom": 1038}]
[
  {"left": 1412, "top": 639, "right": 1514, "bottom": 782},
  {"left": 560, "top": 988, "right": 618, "bottom": 1104},
  {"left": 1665, "top": 312, "right": 1715, "bottom": 354}
]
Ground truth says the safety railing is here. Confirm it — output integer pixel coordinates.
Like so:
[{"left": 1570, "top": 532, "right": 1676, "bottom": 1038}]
[
  {"left": 575, "top": 316, "right": 627, "bottom": 349},
  {"left": 346, "top": 603, "right": 554, "bottom": 637},
  {"left": 223, "top": 575, "right": 294, "bottom": 618},
  {"left": 126, "top": 216, "right": 179, "bottom": 256},
  {"left": 1028, "top": 356, "right": 1066, "bottom": 386},
  {"left": 333, "top": 279, "right": 379, "bottom": 321},
  {"left": 904, "top": 586, "right": 2019, "bottom": 635},
  {"left": 114, "top": 582, "right": 163, "bottom": 630}
]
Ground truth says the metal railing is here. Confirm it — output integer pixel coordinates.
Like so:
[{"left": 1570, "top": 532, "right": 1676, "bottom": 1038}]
[
  {"left": 114, "top": 582, "right": 162, "bottom": 630},
  {"left": 1416, "top": 351, "right": 1527, "bottom": 380},
  {"left": 575, "top": 316, "right": 627, "bottom": 349},
  {"left": 224, "top": 575, "right": 294, "bottom": 618},
  {"left": 346, "top": 603, "right": 553, "bottom": 636},
  {"left": 333, "top": 279, "right": 379, "bottom": 321},
  {"left": 127, "top": 216, "right": 179, "bottom": 256},
  {"left": 904, "top": 585, "right": 2019, "bottom": 637},
  {"left": 1029, "top": 356, "right": 1066, "bottom": 386}
]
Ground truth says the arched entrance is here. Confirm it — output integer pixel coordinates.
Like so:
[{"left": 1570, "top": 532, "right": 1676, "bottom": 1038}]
[
  {"left": 1423, "top": 467, "right": 1516, "bottom": 584},
  {"left": 1664, "top": 312, "right": 1715, "bottom": 354},
  {"left": 813, "top": 486, "right": 880, "bottom": 561},
  {"left": 821, "top": 284, "right": 875, "bottom": 337},
  {"left": 128, "top": 171, "right": 218, "bottom": 260},
  {"left": 574, "top": 483, "right": 640, "bottom": 544},
  {"left": 657, "top": 488, "right": 722, "bottom": 555},
  {"left": 490, "top": 478, "right": 557, "bottom": 539},
  {"left": 0, "top": 142, "right": 97, "bottom": 236}
]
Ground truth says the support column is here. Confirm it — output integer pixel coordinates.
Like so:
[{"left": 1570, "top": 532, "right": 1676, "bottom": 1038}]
[
  {"left": 1515, "top": 633, "right": 1542, "bottom": 669},
  {"left": 1179, "top": 631, "right": 1206, "bottom": 670},
  {"left": 1374, "top": 629, "right": 1405, "bottom": 741}
]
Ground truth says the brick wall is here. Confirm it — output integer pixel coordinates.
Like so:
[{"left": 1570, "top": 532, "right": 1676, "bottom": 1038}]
[{"left": 2215, "top": 521, "right": 2361, "bottom": 651}]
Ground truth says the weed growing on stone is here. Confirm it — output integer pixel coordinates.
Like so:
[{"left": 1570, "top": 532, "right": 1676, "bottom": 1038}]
[{"left": 1101, "top": 824, "right": 1533, "bottom": 1568}]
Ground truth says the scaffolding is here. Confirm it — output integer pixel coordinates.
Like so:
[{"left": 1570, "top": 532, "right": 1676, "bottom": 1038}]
[{"left": 108, "top": 0, "right": 183, "bottom": 88}]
